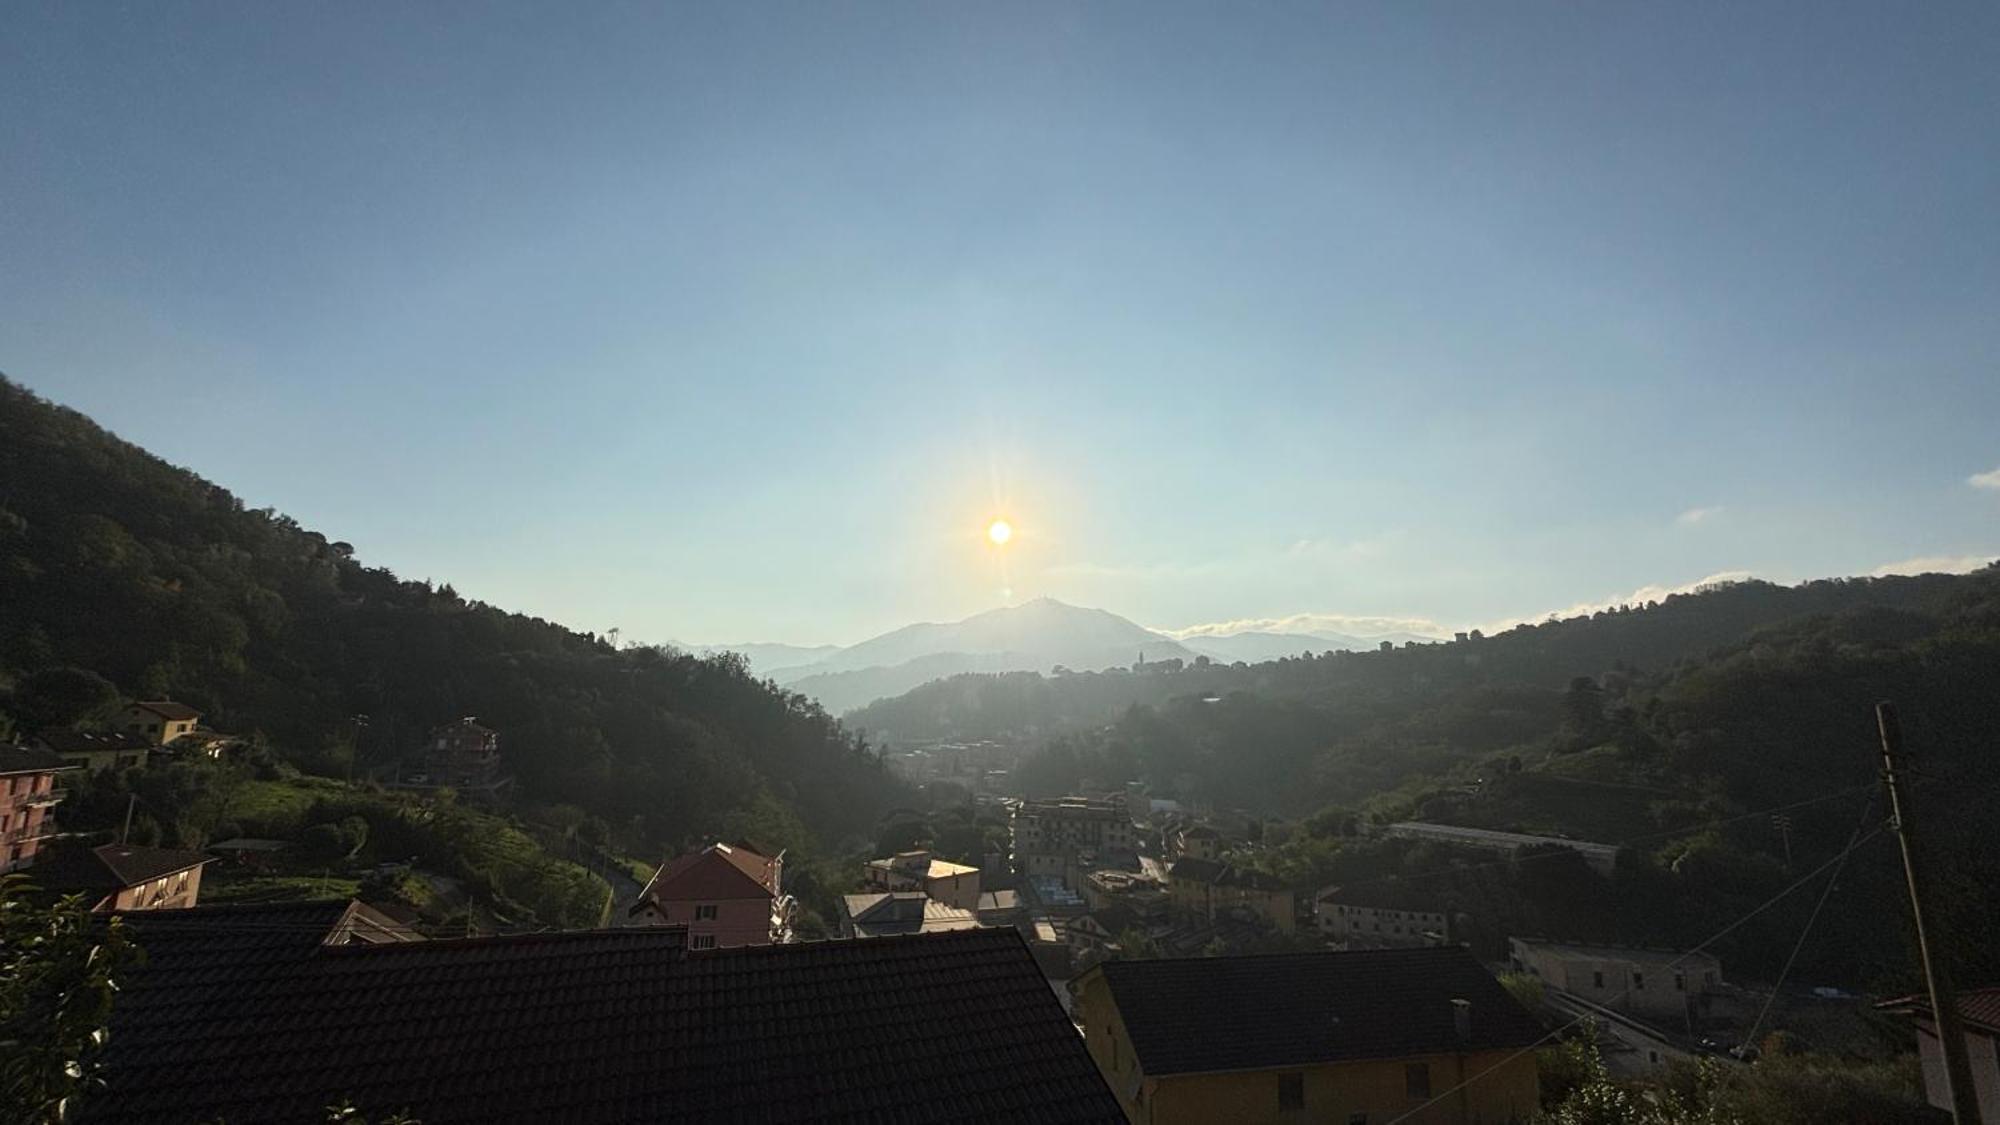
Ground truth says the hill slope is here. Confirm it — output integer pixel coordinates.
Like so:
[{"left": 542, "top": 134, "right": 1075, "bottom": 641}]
[{"left": 0, "top": 376, "right": 903, "bottom": 857}]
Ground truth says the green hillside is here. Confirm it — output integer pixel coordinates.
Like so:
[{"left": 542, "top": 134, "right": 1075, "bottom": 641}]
[
  {"left": 0, "top": 376, "right": 905, "bottom": 867},
  {"left": 861, "top": 566, "right": 2000, "bottom": 990}
]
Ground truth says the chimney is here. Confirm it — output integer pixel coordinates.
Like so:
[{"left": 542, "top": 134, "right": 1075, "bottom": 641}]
[{"left": 1452, "top": 998, "right": 1472, "bottom": 1044}]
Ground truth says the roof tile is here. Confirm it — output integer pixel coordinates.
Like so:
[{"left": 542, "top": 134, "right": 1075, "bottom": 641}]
[
  {"left": 83, "top": 908, "right": 1121, "bottom": 1124},
  {"left": 1092, "top": 946, "right": 1544, "bottom": 1076}
]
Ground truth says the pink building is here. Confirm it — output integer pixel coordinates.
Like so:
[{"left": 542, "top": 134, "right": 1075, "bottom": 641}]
[
  {"left": 630, "top": 842, "right": 793, "bottom": 947},
  {"left": 1, "top": 745, "right": 70, "bottom": 873}
]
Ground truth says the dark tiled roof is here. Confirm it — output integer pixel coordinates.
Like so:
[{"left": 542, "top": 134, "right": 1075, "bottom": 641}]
[
  {"left": 0, "top": 742, "right": 71, "bottom": 774},
  {"left": 83, "top": 914, "right": 1122, "bottom": 1124},
  {"left": 94, "top": 844, "right": 213, "bottom": 886},
  {"left": 1167, "top": 856, "right": 1226, "bottom": 883},
  {"left": 33, "top": 729, "right": 155, "bottom": 754},
  {"left": 1091, "top": 946, "right": 1545, "bottom": 1076},
  {"left": 31, "top": 843, "right": 212, "bottom": 893},
  {"left": 1080, "top": 905, "right": 1139, "bottom": 938},
  {"left": 128, "top": 701, "right": 201, "bottom": 721},
  {"left": 1167, "top": 856, "right": 1288, "bottom": 892}
]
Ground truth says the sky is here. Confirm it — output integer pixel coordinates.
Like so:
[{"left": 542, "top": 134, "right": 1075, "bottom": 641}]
[{"left": 4, "top": 3, "right": 1998, "bottom": 646}]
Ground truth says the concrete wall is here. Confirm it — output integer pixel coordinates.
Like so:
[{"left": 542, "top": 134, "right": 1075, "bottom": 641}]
[
  {"left": 1510, "top": 940, "right": 1717, "bottom": 1025},
  {"left": 1915, "top": 1021, "right": 2000, "bottom": 1125},
  {"left": 926, "top": 868, "right": 982, "bottom": 910},
  {"left": 1140, "top": 1051, "right": 1538, "bottom": 1125}
]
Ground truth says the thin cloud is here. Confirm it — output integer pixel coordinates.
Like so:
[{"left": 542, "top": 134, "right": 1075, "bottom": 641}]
[
  {"left": 1869, "top": 554, "right": 1995, "bottom": 577},
  {"left": 1161, "top": 612, "right": 1448, "bottom": 640},
  {"left": 1970, "top": 467, "right": 2000, "bottom": 491},
  {"left": 1675, "top": 506, "right": 1722, "bottom": 526},
  {"left": 1477, "top": 570, "right": 1756, "bottom": 634}
]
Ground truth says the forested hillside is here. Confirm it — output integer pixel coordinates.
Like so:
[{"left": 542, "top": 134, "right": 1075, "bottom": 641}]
[
  {"left": 858, "top": 565, "right": 2000, "bottom": 989},
  {"left": 0, "top": 376, "right": 904, "bottom": 861}
]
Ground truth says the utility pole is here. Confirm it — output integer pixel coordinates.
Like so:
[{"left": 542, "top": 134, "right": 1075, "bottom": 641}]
[
  {"left": 1771, "top": 812, "right": 1794, "bottom": 871},
  {"left": 120, "top": 794, "right": 136, "bottom": 845},
  {"left": 1877, "top": 701, "right": 1982, "bottom": 1125}
]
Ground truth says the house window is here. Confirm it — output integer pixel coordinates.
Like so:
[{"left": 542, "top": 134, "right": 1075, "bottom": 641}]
[
  {"left": 1406, "top": 1062, "right": 1431, "bottom": 1099},
  {"left": 1348, "top": 1115, "right": 1368, "bottom": 1125},
  {"left": 1593, "top": 970, "right": 1605, "bottom": 989},
  {"left": 1277, "top": 1072, "right": 1304, "bottom": 1110},
  {"left": 691, "top": 934, "right": 716, "bottom": 950},
  {"left": 694, "top": 904, "right": 718, "bottom": 921},
  {"left": 1674, "top": 972, "right": 1686, "bottom": 991},
  {"left": 1633, "top": 971, "right": 1645, "bottom": 990}
]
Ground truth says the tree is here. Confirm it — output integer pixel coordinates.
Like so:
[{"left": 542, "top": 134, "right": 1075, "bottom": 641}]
[
  {"left": 0, "top": 875, "right": 139, "bottom": 1121},
  {"left": 8, "top": 667, "right": 121, "bottom": 731},
  {"left": 1112, "top": 927, "right": 1161, "bottom": 960},
  {"left": 1562, "top": 676, "right": 1606, "bottom": 741}
]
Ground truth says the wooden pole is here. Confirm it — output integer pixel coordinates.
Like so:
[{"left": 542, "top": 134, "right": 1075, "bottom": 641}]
[{"left": 1877, "top": 701, "right": 1982, "bottom": 1124}]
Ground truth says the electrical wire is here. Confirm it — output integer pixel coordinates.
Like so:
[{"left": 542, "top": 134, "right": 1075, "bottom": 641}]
[{"left": 1380, "top": 817, "right": 1894, "bottom": 1125}]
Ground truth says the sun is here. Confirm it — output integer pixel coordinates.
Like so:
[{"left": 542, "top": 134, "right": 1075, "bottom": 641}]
[{"left": 986, "top": 519, "right": 1013, "bottom": 546}]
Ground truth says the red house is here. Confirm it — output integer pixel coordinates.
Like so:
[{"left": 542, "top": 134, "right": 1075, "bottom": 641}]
[{"left": 630, "top": 841, "right": 793, "bottom": 947}]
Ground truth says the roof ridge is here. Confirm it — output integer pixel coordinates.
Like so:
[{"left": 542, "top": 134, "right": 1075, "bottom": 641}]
[
  {"left": 695, "top": 927, "right": 1025, "bottom": 957},
  {"left": 320, "top": 926, "right": 690, "bottom": 955},
  {"left": 123, "top": 898, "right": 353, "bottom": 918},
  {"left": 1105, "top": 945, "right": 1467, "bottom": 969}
]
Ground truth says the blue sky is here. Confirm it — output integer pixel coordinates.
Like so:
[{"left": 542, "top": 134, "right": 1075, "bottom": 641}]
[{"left": 5, "top": 3, "right": 1997, "bottom": 645}]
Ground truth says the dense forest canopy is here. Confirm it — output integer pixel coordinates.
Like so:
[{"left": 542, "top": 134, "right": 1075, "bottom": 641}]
[{"left": 0, "top": 376, "right": 906, "bottom": 861}]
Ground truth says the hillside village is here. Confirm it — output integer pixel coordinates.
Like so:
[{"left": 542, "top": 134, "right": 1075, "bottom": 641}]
[
  {"left": 6, "top": 681, "right": 1989, "bottom": 1122},
  {"left": 4, "top": 389, "right": 1997, "bottom": 1122}
]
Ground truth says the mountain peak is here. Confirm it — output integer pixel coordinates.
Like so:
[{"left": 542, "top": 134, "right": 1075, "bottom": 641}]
[{"left": 768, "top": 598, "right": 1197, "bottom": 709}]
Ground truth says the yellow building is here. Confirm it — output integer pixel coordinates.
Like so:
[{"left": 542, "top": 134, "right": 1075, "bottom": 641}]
[
  {"left": 119, "top": 701, "right": 203, "bottom": 745},
  {"left": 1074, "top": 946, "right": 1542, "bottom": 1124},
  {"left": 1167, "top": 856, "right": 1296, "bottom": 935}
]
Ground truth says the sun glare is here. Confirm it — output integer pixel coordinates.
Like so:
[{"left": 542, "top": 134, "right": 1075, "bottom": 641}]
[{"left": 987, "top": 519, "right": 1013, "bottom": 546}]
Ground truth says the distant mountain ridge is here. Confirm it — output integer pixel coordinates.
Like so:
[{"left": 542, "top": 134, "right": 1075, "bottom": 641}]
[
  {"left": 695, "top": 600, "right": 1451, "bottom": 713},
  {"left": 678, "top": 641, "right": 842, "bottom": 679},
  {"left": 706, "top": 598, "right": 1195, "bottom": 713}
]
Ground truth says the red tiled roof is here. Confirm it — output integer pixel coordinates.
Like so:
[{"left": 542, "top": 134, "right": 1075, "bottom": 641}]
[
  {"left": 640, "top": 842, "right": 779, "bottom": 904},
  {"left": 82, "top": 910, "right": 1122, "bottom": 1124},
  {"left": 1879, "top": 986, "right": 2000, "bottom": 1033}
]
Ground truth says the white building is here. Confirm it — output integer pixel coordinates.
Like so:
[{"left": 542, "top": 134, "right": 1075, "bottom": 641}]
[{"left": 1384, "top": 821, "right": 1620, "bottom": 875}]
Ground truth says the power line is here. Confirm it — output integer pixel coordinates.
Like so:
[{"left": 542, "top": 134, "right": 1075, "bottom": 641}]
[
  {"left": 1381, "top": 817, "right": 1893, "bottom": 1125},
  {"left": 1739, "top": 784, "right": 1880, "bottom": 1048}
]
